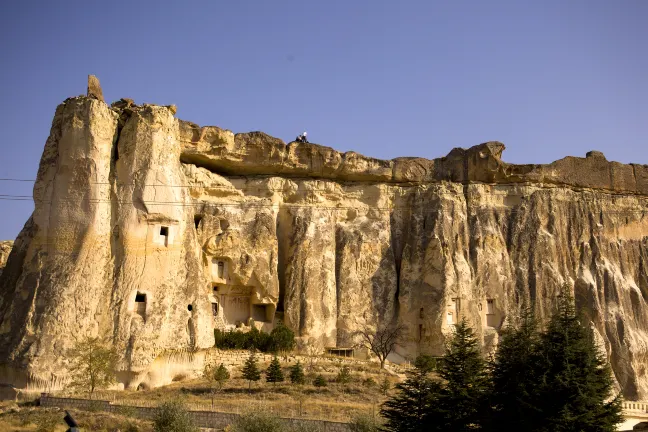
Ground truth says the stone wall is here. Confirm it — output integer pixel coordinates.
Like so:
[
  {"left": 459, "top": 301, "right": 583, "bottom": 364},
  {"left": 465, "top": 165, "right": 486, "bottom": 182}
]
[
  {"left": 40, "top": 395, "right": 351, "bottom": 431},
  {"left": 203, "top": 348, "right": 407, "bottom": 375}
]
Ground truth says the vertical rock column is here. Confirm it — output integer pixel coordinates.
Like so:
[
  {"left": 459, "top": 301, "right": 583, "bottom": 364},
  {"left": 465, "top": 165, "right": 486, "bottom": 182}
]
[
  {"left": 281, "top": 207, "right": 337, "bottom": 349},
  {"left": 110, "top": 105, "right": 204, "bottom": 389},
  {"left": 0, "top": 98, "right": 118, "bottom": 390}
]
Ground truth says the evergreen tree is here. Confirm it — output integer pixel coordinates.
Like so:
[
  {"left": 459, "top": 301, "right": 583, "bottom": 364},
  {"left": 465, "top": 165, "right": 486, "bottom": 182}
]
[
  {"left": 532, "top": 287, "right": 623, "bottom": 432},
  {"left": 289, "top": 361, "right": 306, "bottom": 385},
  {"left": 204, "top": 363, "right": 231, "bottom": 409},
  {"left": 269, "top": 322, "right": 296, "bottom": 356},
  {"left": 336, "top": 365, "right": 352, "bottom": 385},
  {"left": 265, "top": 356, "right": 284, "bottom": 384},
  {"left": 313, "top": 374, "right": 327, "bottom": 387},
  {"left": 381, "top": 355, "right": 440, "bottom": 432},
  {"left": 379, "top": 376, "right": 391, "bottom": 396},
  {"left": 488, "top": 307, "right": 543, "bottom": 430},
  {"left": 241, "top": 351, "right": 261, "bottom": 390},
  {"left": 431, "top": 318, "right": 490, "bottom": 431}
]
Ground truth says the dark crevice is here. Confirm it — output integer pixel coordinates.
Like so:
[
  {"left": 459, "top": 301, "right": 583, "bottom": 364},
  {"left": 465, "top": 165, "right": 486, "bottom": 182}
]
[{"left": 275, "top": 211, "right": 287, "bottom": 313}]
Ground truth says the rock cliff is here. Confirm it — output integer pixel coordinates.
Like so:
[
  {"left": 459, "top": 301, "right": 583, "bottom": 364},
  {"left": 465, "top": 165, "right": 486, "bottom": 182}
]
[
  {"left": 1, "top": 88, "right": 648, "bottom": 399},
  {"left": 0, "top": 241, "right": 12, "bottom": 277}
]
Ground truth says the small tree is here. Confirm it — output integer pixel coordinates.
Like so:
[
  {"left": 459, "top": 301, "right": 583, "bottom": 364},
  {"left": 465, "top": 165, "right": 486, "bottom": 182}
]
[
  {"left": 355, "top": 324, "right": 404, "bottom": 369},
  {"left": 379, "top": 377, "right": 391, "bottom": 396},
  {"left": 266, "top": 356, "right": 284, "bottom": 385},
  {"left": 381, "top": 355, "right": 439, "bottom": 432},
  {"left": 204, "top": 363, "right": 230, "bottom": 409},
  {"left": 242, "top": 351, "right": 261, "bottom": 390},
  {"left": 289, "top": 361, "right": 306, "bottom": 385},
  {"left": 67, "top": 335, "right": 118, "bottom": 399},
  {"left": 153, "top": 400, "right": 198, "bottom": 432},
  {"left": 336, "top": 365, "right": 352, "bottom": 385},
  {"left": 313, "top": 374, "right": 327, "bottom": 387}
]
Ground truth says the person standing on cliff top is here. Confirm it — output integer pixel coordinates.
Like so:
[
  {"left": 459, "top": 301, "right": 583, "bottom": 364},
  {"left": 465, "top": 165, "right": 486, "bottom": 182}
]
[{"left": 296, "top": 131, "right": 308, "bottom": 143}]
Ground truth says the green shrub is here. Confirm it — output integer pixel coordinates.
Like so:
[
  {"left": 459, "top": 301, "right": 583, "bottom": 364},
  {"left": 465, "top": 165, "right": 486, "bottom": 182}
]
[
  {"left": 269, "top": 322, "right": 296, "bottom": 354},
  {"left": 349, "top": 412, "right": 383, "bottom": 432},
  {"left": 215, "top": 324, "right": 295, "bottom": 354},
  {"left": 35, "top": 413, "right": 59, "bottom": 432},
  {"left": 336, "top": 366, "right": 351, "bottom": 385},
  {"left": 266, "top": 356, "right": 285, "bottom": 384},
  {"left": 231, "top": 411, "right": 283, "bottom": 432},
  {"left": 313, "top": 375, "right": 327, "bottom": 388},
  {"left": 289, "top": 361, "right": 306, "bottom": 385},
  {"left": 153, "top": 400, "right": 198, "bottom": 432},
  {"left": 363, "top": 377, "right": 377, "bottom": 388}
]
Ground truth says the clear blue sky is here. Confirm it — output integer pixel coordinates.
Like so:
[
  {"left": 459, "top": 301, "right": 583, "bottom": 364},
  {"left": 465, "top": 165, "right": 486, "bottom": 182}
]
[{"left": 0, "top": 0, "right": 646, "bottom": 240}]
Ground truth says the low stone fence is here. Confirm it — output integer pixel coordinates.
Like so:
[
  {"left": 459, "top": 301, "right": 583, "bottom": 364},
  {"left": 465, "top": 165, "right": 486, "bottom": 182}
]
[
  {"left": 205, "top": 348, "right": 409, "bottom": 375},
  {"left": 40, "top": 395, "right": 351, "bottom": 431}
]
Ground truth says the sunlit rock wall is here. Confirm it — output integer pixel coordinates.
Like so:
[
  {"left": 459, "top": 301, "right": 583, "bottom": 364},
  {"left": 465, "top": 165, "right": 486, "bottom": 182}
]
[{"left": 2, "top": 94, "right": 648, "bottom": 399}]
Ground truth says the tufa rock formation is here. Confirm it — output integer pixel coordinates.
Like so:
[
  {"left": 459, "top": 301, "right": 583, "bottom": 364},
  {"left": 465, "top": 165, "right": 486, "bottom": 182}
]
[
  {"left": 0, "top": 241, "right": 12, "bottom": 277},
  {"left": 1, "top": 88, "right": 648, "bottom": 399},
  {"left": 87, "top": 75, "right": 104, "bottom": 102}
]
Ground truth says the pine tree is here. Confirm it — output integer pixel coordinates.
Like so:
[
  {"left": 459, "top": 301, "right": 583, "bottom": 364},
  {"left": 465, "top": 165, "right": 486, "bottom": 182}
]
[
  {"left": 313, "top": 374, "right": 327, "bottom": 387},
  {"left": 379, "top": 376, "right": 391, "bottom": 396},
  {"left": 430, "top": 318, "right": 490, "bottom": 431},
  {"left": 289, "top": 361, "right": 306, "bottom": 385},
  {"left": 336, "top": 365, "right": 352, "bottom": 385},
  {"left": 488, "top": 307, "right": 543, "bottom": 430},
  {"left": 381, "top": 355, "right": 440, "bottom": 432},
  {"left": 265, "top": 356, "right": 284, "bottom": 384},
  {"left": 204, "top": 363, "right": 231, "bottom": 409},
  {"left": 532, "top": 287, "right": 623, "bottom": 432},
  {"left": 241, "top": 351, "right": 261, "bottom": 390}
]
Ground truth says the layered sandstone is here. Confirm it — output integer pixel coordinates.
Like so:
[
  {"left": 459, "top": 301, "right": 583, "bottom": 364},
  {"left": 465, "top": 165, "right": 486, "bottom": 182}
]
[{"left": 1, "top": 91, "right": 648, "bottom": 399}]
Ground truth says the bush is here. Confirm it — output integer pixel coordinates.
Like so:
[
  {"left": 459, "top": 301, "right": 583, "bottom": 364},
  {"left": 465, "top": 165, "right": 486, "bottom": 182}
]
[
  {"left": 313, "top": 375, "right": 327, "bottom": 387},
  {"left": 35, "top": 413, "right": 59, "bottom": 432},
  {"left": 215, "top": 324, "right": 295, "bottom": 354},
  {"left": 231, "top": 411, "right": 283, "bottom": 432},
  {"left": 349, "top": 413, "right": 383, "bottom": 432},
  {"left": 363, "top": 377, "right": 377, "bottom": 388},
  {"left": 153, "top": 400, "right": 198, "bottom": 432},
  {"left": 269, "top": 322, "right": 296, "bottom": 354}
]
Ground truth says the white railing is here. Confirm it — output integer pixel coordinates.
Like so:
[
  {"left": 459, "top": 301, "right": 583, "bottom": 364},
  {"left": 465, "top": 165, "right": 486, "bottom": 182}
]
[{"left": 623, "top": 401, "right": 648, "bottom": 413}]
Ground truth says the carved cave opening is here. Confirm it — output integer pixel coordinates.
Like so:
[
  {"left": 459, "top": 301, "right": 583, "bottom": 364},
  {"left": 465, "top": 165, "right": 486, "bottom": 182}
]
[
  {"left": 159, "top": 226, "right": 169, "bottom": 247},
  {"left": 135, "top": 292, "right": 146, "bottom": 318},
  {"left": 211, "top": 302, "right": 219, "bottom": 317}
]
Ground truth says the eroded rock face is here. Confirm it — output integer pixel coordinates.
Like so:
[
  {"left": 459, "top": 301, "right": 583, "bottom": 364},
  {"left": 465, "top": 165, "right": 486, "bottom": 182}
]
[
  {"left": 0, "top": 241, "right": 12, "bottom": 277},
  {"left": 2, "top": 94, "right": 648, "bottom": 399}
]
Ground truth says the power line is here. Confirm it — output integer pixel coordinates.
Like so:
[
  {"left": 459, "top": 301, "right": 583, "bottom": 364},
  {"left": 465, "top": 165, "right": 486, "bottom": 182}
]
[{"left": 0, "top": 196, "right": 647, "bottom": 218}]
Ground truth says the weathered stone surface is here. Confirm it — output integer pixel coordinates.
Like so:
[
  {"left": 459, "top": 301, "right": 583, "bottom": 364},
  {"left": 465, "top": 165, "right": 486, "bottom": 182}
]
[
  {"left": 2, "top": 94, "right": 648, "bottom": 401},
  {"left": 0, "top": 241, "right": 11, "bottom": 277},
  {"left": 87, "top": 75, "right": 104, "bottom": 102}
]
